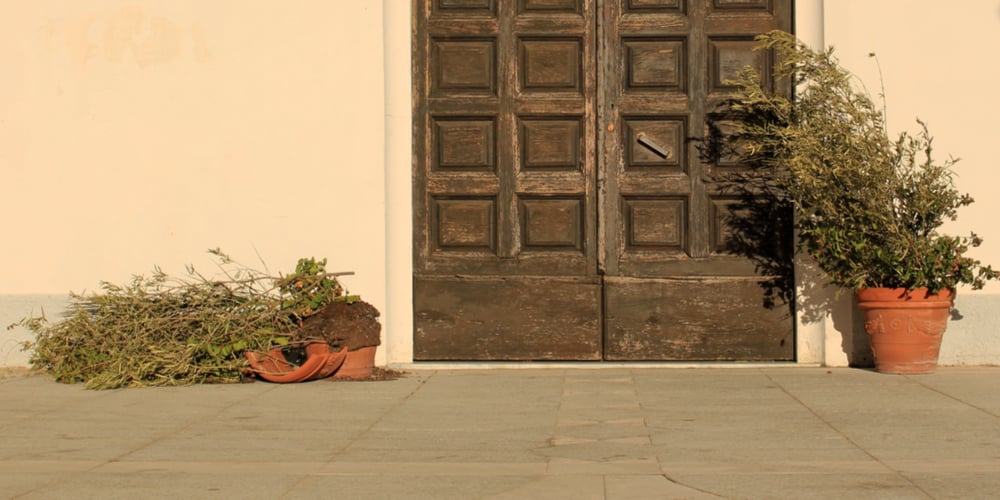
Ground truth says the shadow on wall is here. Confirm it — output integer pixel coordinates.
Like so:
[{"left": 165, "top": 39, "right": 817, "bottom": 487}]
[
  {"left": 695, "top": 110, "right": 796, "bottom": 322},
  {"left": 794, "top": 260, "right": 873, "bottom": 367},
  {"left": 699, "top": 106, "right": 874, "bottom": 367},
  {"left": 832, "top": 293, "right": 873, "bottom": 367}
]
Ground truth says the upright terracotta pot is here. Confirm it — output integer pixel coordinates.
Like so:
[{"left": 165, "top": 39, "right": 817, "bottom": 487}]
[
  {"left": 334, "top": 346, "right": 377, "bottom": 380},
  {"left": 856, "top": 288, "right": 954, "bottom": 374}
]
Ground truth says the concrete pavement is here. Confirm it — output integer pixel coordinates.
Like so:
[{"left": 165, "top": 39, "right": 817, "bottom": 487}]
[{"left": 1, "top": 366, "right": 998, "bottom": 499}]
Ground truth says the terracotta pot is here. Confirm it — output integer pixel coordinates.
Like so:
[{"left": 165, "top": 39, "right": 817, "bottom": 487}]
[
  {"left": 856, "top": 288, "right": 954, "bottom": 374},
  {"left": 245, "top": 343, "right": 347, "bottom": 383},
  {"left": 333, "top": 346, "right": 377, "bottom": 380},
  {"left": 313, "top": 345, "right": 349, "bottom": 379}
]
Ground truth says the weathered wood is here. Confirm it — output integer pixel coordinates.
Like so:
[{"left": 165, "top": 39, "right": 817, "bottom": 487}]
[
  {"left": 603, "top": 277, "right": 794, "bottom": 361},
  {"left": 414, "top": 276, "right": 602, "bottom": 360},
  {"left": 414, "top": 0, "right": 597, "bottom": 273},
  {"left": 598, "top": 0, "right": 794, "bottom": 360},
  {"left": 413, "top": 0, "right": 794, "bottom": 362}
]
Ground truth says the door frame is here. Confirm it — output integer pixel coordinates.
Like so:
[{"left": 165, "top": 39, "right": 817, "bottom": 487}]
[{"left": 383, "top": 0, "right": 827, "bottom": 365}]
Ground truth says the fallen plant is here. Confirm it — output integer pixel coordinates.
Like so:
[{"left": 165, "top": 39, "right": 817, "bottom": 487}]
[{"left": 8, "top": 249, "right": 356, "bottom": 389}]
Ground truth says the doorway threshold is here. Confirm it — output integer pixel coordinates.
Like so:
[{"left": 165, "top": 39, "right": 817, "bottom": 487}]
[{"left": 390, "top": 361, "right": 817, "bottom": 371}]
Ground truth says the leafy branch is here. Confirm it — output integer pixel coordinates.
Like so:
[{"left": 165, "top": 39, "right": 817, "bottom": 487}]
[
  {"left": 7, "top": 250, "right": 355, "bottom": 389},
  {"left": 714, "top": 30, "right": 998, "bottom": 293}
]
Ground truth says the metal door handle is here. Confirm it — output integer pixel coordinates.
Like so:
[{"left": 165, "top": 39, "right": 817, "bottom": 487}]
[{"left": 637, "top": 133, "right": 670, "bottom": 159}]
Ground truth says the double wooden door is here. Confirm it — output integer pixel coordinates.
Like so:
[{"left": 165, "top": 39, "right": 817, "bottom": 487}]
[{"left": 412, "top": 0, "right": 794, "bottom": 361}]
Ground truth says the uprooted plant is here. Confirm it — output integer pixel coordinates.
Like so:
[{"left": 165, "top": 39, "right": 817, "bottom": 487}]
[{"left": 7, "top": 249, "right": 357, "bottom": 389}]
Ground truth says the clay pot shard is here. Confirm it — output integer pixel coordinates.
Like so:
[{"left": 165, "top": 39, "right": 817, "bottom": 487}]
[{"left": 245, "top": 343, "right": 348, "bottom": 383}]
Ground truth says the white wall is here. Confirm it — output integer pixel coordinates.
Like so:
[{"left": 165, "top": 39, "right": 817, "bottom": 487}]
[
  {"left": 383, "top": 0, "right": 414, "bottom": 365},
  {"left": 1, "top": 0, "right": 388, "bottom": 365}
]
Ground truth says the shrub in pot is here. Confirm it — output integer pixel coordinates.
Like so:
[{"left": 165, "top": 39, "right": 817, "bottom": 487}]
[{"left": 715, "top": 31, "right": 998, "bottom": 373}]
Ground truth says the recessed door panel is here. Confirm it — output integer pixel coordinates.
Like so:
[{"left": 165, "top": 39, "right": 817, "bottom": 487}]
[{"left": 413, "top": 0, "right": 794, "bottom": 361}]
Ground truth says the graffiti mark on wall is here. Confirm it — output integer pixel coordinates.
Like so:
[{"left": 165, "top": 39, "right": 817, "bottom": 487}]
[{"left": 43, "top": 6, "right": 211, "bottom": 68}]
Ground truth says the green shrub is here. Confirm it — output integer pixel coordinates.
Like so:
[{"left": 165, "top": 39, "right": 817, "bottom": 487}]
[
  {"left": 9, "top": 249, "right": 356, "bottom": 389},
  {"left": 718, "top": 31, "right": 997, "bottom": 292}
]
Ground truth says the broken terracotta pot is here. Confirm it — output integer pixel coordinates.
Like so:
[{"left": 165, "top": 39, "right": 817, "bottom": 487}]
[
  {"left": 245, "top": 342, "right": 348, "bottom": 383},
  {"left": 333, "top": 346, "right": 377, "bottom": 380}
]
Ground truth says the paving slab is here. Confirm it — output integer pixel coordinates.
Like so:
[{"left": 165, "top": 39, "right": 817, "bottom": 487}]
[{"left": 1, "top": 367, "right": 998, "bottom": 499}]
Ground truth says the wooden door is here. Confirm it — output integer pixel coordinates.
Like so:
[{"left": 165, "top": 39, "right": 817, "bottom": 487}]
[
  {"left": 412, "top": 0, "right": 794, "bottom": 361},
  {"left": 600, "top": 0, "right": 793, "bottom": 360},
  {"left": 412, "top": 0, "right": 602, "bottom": 360}
]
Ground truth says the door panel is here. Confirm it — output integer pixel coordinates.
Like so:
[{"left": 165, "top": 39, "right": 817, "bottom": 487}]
[
  {"left": 415, "top": 276, "right": 601, "bottom": 360},
  {"left": 604, "top": 277, "right": 793, "bottom": 360},
  {"left": 413, "top": 0, "right": 600, "bottom": 359},
  {"left": 600, "top": 0, "right": 793, "bottom": 360},
  {"left": 413, "top": 0, "right": 794, "bottom": 361}
]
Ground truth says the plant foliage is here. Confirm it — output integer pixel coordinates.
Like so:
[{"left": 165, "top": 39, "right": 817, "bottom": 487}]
[
  {"left": 717, "top": 30, "right": 998, "bottom": 292},
  {"left": 8, "top": 249, "right": 357, "bottom": 389}
]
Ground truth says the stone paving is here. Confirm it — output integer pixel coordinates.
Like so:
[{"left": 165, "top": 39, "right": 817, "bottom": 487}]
[{"left": 1, "top": 367, "right": 998, "bottom": 499}]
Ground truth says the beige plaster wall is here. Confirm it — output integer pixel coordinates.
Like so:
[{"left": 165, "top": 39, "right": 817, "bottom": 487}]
[
  {"left": 1, "top": 1, "right": 388, "bottom": 365},
  {"left": 824, "top": 1, "right": 1000, "bottom": 268},
  {"left": 5, "top": 1, "right": 998, "bottom": 368},
  {"left": 817, "top": 0, "right": 1000, "bottom": 365}
]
